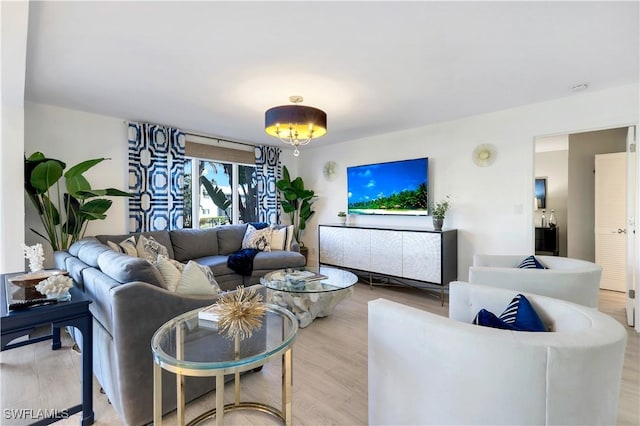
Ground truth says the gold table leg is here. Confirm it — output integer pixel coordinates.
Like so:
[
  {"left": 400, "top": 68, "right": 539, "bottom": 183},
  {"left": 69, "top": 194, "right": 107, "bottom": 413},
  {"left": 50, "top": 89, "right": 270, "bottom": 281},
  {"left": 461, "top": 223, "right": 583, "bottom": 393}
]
[
  {"left": 153, "top": 361, "right": 162, "bottom": 425},
  {"left": 234, "top": 335, "right": 240, "bottom": 406},
  {"left": 177, "top": 324, "right": 185, "bottom": 426},
  {"left": 283, "top": 347, "right": 292, "bottom": 426},
  {"left": 216, "top": 374, "right": 224, "bottom": 426}
]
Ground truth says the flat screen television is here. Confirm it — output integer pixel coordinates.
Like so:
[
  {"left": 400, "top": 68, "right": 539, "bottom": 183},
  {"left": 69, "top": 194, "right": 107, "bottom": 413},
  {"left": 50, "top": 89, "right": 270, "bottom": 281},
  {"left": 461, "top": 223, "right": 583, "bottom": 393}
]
[{"left": 347, "top": 157, "right": 429, "bottom": 216}]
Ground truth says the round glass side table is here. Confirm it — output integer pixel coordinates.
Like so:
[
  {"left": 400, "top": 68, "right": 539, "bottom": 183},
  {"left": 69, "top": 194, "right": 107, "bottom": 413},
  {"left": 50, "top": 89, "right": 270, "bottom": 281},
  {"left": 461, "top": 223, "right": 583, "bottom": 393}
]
[{"left": 151, "top": 303, "right": 298, "bottom": 426}]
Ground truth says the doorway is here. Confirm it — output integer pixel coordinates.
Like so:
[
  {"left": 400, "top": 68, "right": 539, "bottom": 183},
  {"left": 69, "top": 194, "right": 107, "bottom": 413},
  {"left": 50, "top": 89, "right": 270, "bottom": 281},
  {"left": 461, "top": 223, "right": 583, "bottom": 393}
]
[
  {"left": 535, "top": 126, "right": 637, "bottom": 327},
  {"left": 535, "top": 127, "right": 628, "bottom": 261}
]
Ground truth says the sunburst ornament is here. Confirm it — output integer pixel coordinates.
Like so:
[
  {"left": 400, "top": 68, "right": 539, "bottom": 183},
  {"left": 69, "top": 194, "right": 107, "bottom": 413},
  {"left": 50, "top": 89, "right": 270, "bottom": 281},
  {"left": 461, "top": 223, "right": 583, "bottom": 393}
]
[
  {"left": 216, "top": 286, "right": 267, "bottom": 340},
  {"left": 323, "top": 161, "right": 338, "bottom": 181},
  {"left": 472, "top": 144, "right": 497, "bottom": 167}
]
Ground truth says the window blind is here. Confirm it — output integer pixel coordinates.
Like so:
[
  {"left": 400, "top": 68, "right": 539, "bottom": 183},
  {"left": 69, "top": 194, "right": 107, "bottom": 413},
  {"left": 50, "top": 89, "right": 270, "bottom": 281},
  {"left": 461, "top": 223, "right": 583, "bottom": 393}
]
[{"left": 185, "top": 141, "right": 254, "bottom": 164}]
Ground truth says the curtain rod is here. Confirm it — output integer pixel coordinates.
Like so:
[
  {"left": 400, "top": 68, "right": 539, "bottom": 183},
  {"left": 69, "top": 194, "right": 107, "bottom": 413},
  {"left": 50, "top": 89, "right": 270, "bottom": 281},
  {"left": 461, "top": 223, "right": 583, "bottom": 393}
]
[{"left": 125, "top": 120, "right": 259, "bottom": 149}]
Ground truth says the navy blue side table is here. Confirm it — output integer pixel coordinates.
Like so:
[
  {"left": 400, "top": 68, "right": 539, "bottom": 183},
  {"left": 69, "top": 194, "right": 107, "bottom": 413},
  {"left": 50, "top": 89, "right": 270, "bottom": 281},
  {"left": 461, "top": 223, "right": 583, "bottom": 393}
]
[{"left": 1, "top": 273, "right": 94, "bottom": 426}]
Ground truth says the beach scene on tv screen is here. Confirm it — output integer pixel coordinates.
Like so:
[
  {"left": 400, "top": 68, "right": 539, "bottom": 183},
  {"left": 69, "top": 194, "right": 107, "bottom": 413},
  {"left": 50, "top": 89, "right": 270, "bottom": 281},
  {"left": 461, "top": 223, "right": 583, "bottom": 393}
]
[{"left": 347, "top": 158, "right": 429, "bottom": 216}]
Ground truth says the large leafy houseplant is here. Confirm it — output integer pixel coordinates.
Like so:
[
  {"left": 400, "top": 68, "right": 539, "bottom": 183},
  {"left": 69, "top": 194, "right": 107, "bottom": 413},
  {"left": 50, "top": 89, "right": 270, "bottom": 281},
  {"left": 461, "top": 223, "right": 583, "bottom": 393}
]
[
  {"left": 24, "top": 152, "right": 131, "bottom": 251},
  {"left": 276, "top": 166, "right": 316, "bottom": 246}
]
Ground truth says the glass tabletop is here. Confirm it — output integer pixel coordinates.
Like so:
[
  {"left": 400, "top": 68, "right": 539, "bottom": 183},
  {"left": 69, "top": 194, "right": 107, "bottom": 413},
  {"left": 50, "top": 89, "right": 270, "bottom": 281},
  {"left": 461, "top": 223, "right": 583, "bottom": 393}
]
[
  {"left": 260, "top": 266, "right": 358, "bottom": 294},
  {"left": 151, "top": 303, "right": 297, "bottom": 374}
]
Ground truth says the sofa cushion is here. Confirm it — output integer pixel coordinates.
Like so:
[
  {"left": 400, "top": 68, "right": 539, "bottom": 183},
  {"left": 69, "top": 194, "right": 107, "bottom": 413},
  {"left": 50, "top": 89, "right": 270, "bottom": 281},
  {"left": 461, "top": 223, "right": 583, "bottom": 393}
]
[
  {"left": 217, "top": 224, "right": 248, "bottom": 255},
  {"left": 242, "top": 224, "right": 272, "bottom": 252},
  {"left": 107, "top": 236, "right": 138, "bottom": 257},
  {"left": 155, "top": 255, "right": 185, "bottom": 292},
  {"left": 473, "top": 294, "right": 546, "bottom": 332},
  {"left": 136, "top": 235, "right": 170, "bottom": 263},
  {"left": 175, "top": 261, "right": 221, "bottom": 296},
  {"left": 170, "top": 228, "right": 219, "bottom": 261},
  {"left": 77, "top": 240, "right": 113, "bottom": 267},
  {"left": 97, "top": 250, "right": 166, "bottom": 289},
  {"left": 252, "top": 250, "right": 306, "bottom": 270},
  {"left": 517, "top": 255, "right": 547, "bottom": 269},
  {"left": 193, "top": 255, "right": 236, "bottom": 277},
  {"left": 270, "top": 225, "right": 294, "bottom": 251},
  {"left": 96, "top": 231, "right": 174, "bottom": 259},
  {"left": 69, "top": 237, "right": 103, "bottom": 257}
]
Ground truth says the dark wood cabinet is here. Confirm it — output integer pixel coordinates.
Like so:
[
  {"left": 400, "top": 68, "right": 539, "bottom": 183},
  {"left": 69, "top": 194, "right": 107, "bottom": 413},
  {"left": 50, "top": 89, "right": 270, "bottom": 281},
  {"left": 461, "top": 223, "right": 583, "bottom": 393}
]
[{"left": 535, "top": 226, "right": 559, "bottom": 256}]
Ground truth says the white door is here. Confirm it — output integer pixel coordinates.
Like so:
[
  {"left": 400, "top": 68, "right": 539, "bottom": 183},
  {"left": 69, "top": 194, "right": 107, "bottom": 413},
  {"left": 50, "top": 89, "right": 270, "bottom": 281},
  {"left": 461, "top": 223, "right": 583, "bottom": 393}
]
[{"left": 595, "top": 152, "right": 627, "bottom": 292}]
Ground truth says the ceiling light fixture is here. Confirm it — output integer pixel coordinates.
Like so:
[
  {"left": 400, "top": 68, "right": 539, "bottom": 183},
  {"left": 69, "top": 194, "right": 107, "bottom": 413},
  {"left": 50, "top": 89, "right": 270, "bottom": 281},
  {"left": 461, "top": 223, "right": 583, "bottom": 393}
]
[{"left": 265, "top": 96, "right": 327, "bottom": 156}]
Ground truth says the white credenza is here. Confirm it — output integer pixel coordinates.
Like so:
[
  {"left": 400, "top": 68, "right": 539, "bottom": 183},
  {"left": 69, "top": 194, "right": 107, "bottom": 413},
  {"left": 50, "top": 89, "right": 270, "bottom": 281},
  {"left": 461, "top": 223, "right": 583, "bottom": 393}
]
[{"left": 318, "top": 224, "right": 458, "bottom": 301}]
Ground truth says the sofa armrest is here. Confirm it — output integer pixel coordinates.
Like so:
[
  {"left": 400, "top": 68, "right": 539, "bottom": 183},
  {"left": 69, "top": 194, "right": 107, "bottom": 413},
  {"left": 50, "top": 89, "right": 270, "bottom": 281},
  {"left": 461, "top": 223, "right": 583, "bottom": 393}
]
[{"left": 107, "top": 283, "right": 265, "bottom": 425}]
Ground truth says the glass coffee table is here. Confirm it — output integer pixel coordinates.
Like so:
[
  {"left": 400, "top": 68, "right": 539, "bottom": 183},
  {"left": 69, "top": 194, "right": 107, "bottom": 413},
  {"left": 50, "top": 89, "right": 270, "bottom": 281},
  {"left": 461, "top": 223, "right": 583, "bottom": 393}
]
[
  {"left": 151, "top": 303, "right": 298, "bottom": 426},
  {"left": 260, "top": 266, "right": 358, "bottom": 328}
]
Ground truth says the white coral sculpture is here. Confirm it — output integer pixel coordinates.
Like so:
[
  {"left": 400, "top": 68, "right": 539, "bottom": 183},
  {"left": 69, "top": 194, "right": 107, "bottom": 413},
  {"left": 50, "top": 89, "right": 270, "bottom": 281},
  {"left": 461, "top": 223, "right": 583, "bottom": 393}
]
[
  {"left": 36, "top": 274, "right": 73, "bottom": 297},
  {"left": 23, "top": 243, "right": 45, "bottom": 272}
]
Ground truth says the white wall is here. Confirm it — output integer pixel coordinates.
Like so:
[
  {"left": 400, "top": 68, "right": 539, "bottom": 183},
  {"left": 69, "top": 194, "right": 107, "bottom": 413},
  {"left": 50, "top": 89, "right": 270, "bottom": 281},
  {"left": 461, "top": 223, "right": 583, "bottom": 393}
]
[
  {"left": 535, "top": 149, "right": 568, "bottom": 256},
  {"left": 296, "top": 83, "right": 639, "bottom": 280},
  {"left": 0, "top": 1, "right": 29, "bottom": 273},
  {"left": 24, "top": 102, "right": 128, "bottom": 265}
]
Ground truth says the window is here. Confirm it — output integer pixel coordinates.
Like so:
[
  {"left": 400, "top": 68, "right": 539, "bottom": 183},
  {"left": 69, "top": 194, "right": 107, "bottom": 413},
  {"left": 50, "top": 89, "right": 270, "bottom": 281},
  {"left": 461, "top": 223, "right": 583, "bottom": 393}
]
[{"left": 183, "top": 158, "right": 258, "bottom": 228}]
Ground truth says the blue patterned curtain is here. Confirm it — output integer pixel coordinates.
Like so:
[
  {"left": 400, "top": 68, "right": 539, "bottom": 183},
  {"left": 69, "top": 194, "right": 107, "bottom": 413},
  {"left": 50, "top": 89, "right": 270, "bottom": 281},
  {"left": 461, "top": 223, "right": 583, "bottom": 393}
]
[
  {"left": 255, "top": 146, "right": 281, "bottom": 224},
  {"left": 128, "top": 122, "right": 185, "bottom": 232}
]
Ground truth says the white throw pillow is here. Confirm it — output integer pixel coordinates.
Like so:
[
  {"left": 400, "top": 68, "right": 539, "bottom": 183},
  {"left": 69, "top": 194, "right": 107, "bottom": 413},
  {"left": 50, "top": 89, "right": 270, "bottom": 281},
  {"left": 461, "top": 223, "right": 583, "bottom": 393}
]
[
  {"left": 155, "top": 255, "right": 185, "bottom": 293},
  {"left": 137, "top": 235, "right": 169, "bottom": 263},
  {"left": 175, "top": 261, "right": 221, "bottom": 296},
  {"left": 241, "top": 224, "right": 272, "bottom": 252},
  {"left": 270, "top": 225, "right": 294, "bottom": 251},
  {"left": 107, "top": 236, "right": 138, "bottom": 257}
]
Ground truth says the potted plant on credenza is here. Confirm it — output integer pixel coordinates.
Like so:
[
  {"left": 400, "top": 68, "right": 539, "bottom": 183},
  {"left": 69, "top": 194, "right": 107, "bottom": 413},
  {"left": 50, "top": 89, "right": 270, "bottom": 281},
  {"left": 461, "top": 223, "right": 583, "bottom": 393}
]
[
  {"left": 431, "top": 195, "right": 451, "bottom": 231},
  {"left": 337, "top": 211, "right": 347, "bottom": 224}
]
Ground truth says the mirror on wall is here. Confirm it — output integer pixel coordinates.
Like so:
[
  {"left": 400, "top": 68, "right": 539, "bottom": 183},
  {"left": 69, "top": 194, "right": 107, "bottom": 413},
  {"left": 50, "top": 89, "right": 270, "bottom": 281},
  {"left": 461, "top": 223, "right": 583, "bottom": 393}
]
[{"left": 534, "top": 177, "right": 547, "bottom": 209}]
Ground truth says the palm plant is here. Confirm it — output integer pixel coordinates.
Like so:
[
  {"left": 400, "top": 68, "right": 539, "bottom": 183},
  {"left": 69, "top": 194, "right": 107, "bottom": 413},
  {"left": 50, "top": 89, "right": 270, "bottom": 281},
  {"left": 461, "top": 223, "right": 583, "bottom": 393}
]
[
  {"left": 24, "top": 152, "right": 131, "bottom": 251},
  {"left": 200, "top": 175, "right": 232, "bottom": 223},
  {"left": 276, "top": 166, "right": 316, "bottom": 246}
]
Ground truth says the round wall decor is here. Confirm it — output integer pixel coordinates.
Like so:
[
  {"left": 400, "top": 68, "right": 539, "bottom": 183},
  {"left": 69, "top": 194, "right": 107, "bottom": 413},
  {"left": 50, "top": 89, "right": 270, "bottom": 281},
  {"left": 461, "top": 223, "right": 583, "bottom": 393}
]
[
  {"left": 323, "top": 161, "right": 338, "bottom": 181},
  {"left": 472, "top": 144, "right": 497, "bottom": 167}
]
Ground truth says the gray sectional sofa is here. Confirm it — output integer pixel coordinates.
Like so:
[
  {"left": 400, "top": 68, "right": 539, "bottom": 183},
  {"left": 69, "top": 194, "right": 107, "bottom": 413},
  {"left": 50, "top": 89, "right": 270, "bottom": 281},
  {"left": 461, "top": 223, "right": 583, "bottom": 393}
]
[{"left": 54, "top": 224, "right": 305, "bottom": 425}]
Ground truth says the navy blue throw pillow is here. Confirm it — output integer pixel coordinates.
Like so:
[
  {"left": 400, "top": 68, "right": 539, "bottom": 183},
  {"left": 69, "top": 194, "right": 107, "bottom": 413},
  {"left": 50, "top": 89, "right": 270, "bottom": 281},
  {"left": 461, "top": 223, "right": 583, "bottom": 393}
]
[
  {"left": 473, "top": 294, "right": 546, "bottom": 332},
  {"left": 517, "top": 255, "right": 547, "bottom": 269},
  {"left": 248, "top": 222, "right": 269, "bottom": 230}
]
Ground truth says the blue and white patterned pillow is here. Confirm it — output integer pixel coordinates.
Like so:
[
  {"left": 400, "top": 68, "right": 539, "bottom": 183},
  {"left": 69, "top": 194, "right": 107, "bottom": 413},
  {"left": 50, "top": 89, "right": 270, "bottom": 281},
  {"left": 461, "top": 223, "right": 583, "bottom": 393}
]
[
  {"left": 136, "top": 235, "right": 170, "bottom": 263},
  {"left": 473, "top": 294, "right": 546, "bottom": 332},
  {"left": 241, "top": 224, "right": 272, "bottom": 252},
  {"left": 517, "top": 255, "right": 547, "bottom": 269}
]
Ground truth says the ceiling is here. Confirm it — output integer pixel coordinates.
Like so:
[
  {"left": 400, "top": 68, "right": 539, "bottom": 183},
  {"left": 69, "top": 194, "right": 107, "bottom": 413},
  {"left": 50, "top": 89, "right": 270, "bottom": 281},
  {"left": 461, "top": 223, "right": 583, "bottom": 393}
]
[{"left": 24, "top": 1, "right": 639, "bottom": 148}]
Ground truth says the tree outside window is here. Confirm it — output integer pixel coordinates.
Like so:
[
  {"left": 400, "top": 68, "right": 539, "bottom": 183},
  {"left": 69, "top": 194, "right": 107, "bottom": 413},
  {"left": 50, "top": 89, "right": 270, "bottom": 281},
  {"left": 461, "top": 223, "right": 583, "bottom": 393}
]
[{"left": 183, "top": 158, "right": 257, "bottom": 228}]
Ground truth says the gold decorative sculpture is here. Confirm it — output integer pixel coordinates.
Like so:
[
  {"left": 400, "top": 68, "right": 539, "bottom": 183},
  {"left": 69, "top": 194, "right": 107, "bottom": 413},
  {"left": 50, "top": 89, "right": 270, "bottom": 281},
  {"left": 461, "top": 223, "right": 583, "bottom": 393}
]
[{"left": 216, "top": 286, "right": 266, "bottom": 340}]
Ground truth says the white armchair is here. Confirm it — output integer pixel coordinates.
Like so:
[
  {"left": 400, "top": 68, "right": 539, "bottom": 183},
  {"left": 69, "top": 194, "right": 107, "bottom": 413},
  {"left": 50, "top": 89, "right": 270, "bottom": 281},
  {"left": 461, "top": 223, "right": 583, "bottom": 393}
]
[
  {"left": 368, "top": 282, "right": 627, "bottom": 426},
  {"left": 469, "top": 254, "right": 602, "bottom": 308}
]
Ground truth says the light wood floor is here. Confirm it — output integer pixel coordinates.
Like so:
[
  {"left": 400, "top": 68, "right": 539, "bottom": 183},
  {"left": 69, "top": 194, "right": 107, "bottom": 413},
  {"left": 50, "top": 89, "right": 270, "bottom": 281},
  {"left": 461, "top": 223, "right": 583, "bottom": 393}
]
[{"left": 1, "top": 283, "right": 638, "bottom": 425}]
